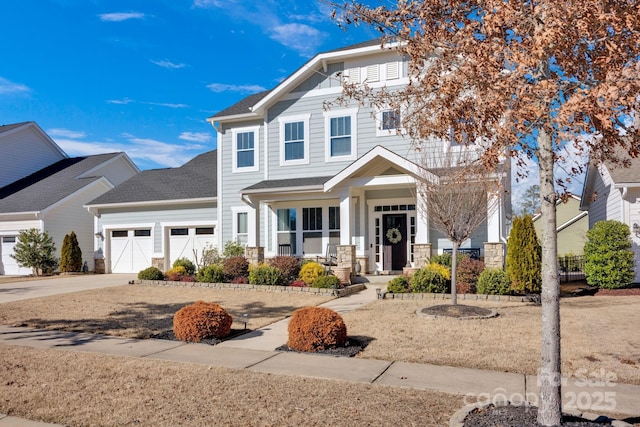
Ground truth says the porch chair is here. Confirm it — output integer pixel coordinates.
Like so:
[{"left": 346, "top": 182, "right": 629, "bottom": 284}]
[
  {"left": 317, "top": 243, "right": 338, "bottom": 271},
  {"left": 278, "top": 244, "right": 292, "bottom": 256}
]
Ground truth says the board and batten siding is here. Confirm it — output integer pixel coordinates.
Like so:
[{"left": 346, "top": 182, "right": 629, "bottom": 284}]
[{"left": 0, "top": 126, "right": 66, "bottom": 188}]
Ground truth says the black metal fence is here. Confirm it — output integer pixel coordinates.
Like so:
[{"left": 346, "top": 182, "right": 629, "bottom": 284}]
[{"left": 558, "top": 255, "right": 585, "bottom": 282}]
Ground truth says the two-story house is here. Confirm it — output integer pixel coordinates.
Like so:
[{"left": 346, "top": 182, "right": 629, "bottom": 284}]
[{"left": 208, "top": 39, "right": 510, "bottom": 275}]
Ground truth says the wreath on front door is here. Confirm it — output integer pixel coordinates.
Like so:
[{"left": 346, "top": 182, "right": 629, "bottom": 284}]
[{"left": 386, "top": 227, "right": 402, "bottom": 244}]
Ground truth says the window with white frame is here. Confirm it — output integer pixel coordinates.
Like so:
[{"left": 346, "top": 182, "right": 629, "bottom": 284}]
[
  {"left": 302, "top": 207, "right": 322, "bottom": 254},
  {"left": 329, "top": 206, "right": 340, "bottom": 245},
  {"left": 277, "top": 208, "right": 296, "bottom": 254},
  {"left": 279, "top": 114, "right": 310, "bottom": 165},
  {"left": 236, "top": 212, "right": 248, "bottom": 245},
  {"left": 324, "top": 109, "right": 357, "bottom": 162},
  {"left": 232, "top": 127, "right": 259, "bottom": 172},
  {"left": 376, "top": 109, "right": 401, "bottom": 136}
]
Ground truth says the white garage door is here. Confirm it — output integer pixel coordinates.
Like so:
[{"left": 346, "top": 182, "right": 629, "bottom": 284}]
[
  {"left": 168, "top": 226, "right": 216, "bottom": 267},
  {"left": 109, "top": 229, "right": 153, "bottom": 273},
  {"left": 1, "top": 235, "right": 32, "bottom": 275}
]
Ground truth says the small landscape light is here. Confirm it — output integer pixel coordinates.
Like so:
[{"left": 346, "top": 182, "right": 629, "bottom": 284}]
[{"left": 242, "top": 313, "right": 249, "bottom": 330}]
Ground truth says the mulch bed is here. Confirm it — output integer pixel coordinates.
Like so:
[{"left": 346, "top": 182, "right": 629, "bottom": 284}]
[
  {"left": 275, "top": 335, "right": 373, "bottom": 357},
  {"left": 596, "top": 287, "right": 640, "bottom": 296},
  {"left": 151, "top": 328, "right": 250, "bottom": 345},
  {"left": 419, "top": 304, "right": 496, "bottom": 319},
  {"left": 464, "top": 404, "right": 620, "bottom": 426}
]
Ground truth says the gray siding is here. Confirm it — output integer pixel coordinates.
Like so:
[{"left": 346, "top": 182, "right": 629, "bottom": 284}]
[
  {"left": 587, "top": 164, "right": 621, "bottom": 227},
  {"left": 292, "top": 63, "right": 344, "bottom": 93}
]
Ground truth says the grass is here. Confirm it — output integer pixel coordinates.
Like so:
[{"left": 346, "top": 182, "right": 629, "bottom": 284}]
[{"left": 1, "top": 282, "right": 639, "bottom": 425}]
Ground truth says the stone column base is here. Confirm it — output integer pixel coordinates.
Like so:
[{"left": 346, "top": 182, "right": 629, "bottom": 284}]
[
  {"left": 245, "top": 247, "right": 264, "bottom": 266},
  {"left": 484, "top": 242, "right": 505, "bottom": 269},
  {"left": 94, "top": 258, "right": 105, "bottom": 274},
  {"left": 413, "top": 244, "right": 432, "bottom": 268},
  {"left": 151, "top": 257, "right": 165, "bottom": 271}
]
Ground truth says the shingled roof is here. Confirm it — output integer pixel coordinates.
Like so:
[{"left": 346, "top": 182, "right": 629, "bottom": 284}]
[
  {"left": 0, "top": 153, "right": 123, "bottom": 213},
  {"left": 605, "top": 155, "right": 640, "bottom": 183},
  {"left": 242, "top": 176, "right": 332, "bottom": 193},
  {"left": 87, "top": 150, "right": 217, "bottom": 205}
]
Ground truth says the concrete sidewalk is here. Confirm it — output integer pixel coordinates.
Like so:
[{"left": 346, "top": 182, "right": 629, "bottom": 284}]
[{"left": 1, "top": 277, "right": 639, "bottom": 425}]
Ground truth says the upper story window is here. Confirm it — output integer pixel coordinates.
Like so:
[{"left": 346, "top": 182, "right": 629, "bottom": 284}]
[
  {"left": 278, "top": 114, "right": 310, "bottom": 166},
  {"left": 232, "top": 126, "right": 259, "bottom": 173},
  {"left": 377, "top": 109, "right": 401, "bottom": 136},
  {"left": 324, "top": 108, "right": 358, "bottom": 162}
]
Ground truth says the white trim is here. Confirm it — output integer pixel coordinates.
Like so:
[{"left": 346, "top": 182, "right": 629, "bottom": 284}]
[
  {"left": 42, "top": 177, "right": 113, "bottom": 215},
  {"left": 231, "top": 206, "right": 253, "bottom": 245},
  {"left": 76, "top": 152, "right": 140, "bottom": 179},
  {"left": 232, "top": 126, "right": 260, "bottom": 173},
  {"left": 324, "top": 108, "right": 358, "bottom": 163},
  {"left": 85, "top": 197, "right": 217, "bottom": 210},
  {"left": 375, "top": 108, "right": 400, "bottom": 137},
  {"left": 278, "top": 114, "right": 311, "bottom": 166}
]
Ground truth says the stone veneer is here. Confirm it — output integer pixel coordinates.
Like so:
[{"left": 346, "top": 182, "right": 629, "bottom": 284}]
[
  {"left": 337, "top": 245, "right": 356, "bottom": 279},
  {"left": 413, "top": 244, "right": 432, "bottom": 268},
  {"left": 245, "top": 247, "right": 264, "bottom": 266},
  {"left": 483, "top": 242, "right": 505, "bottom": 269},
  {"left": 151, "top": 257, "right": 164, "bottom": 271},
  {"left": 94, "top": 258, "right": 105, "bottom": 274}
]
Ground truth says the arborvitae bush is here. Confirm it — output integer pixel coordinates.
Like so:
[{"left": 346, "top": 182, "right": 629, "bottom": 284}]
[
  {"left": 456, "top": 257, "right": 485, "bottom": 294},
  {"left": 299, "top": 262, "right": 325, "bottom": 285},
  {"left": 138, "top": 266, "right": 164, "bottom": 280},
  {"left": 476, "top": 268, "right": 511, "bottom": 295},
  {"left": 196, "top": 264, "right": 225, "bottom": 283},
  {"left": 584, "top": 220, "right": 635, "bottom": 289},
  {"left": 387, "top": 276, "right": 410, "bottom": 293},
  {"left": 173, "top": 301, "right": 232, "bottom": 342},
  {"left": 506, "top": 215, "right": 542, "bottom": 293},
  {"left": 287, "top": 306, "right": 347, "bottom": 352},
  {"left": 249, "top": 264, "right": 283, "bottom": 286},
  {"left": 267, "top": 256, "right": 300, "bottom": 285},
  {"left": 410, "top": 263, "right": 449, "bottom": 293},
  {"left": 172, "top": 258, "right": 195, "bottom": 275},
  {"left": 429, "top": 252, "right": 452, "bottom": 269},
  {"left": 59, "top": 231, "right": 83, "bottom": 272},
  {"left": 312, "top": 274, "right": 341, "bottom": 289},
  {"left": 223, "top": 256, "right": 249, "bottom": 281}
]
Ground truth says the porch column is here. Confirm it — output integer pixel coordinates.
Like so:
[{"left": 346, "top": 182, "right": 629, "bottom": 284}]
[
  {"left": 248, "top": 204, "right": 260, "bottom": 247},
  {"left": 415, "top": 187, "right": 429, "bottom": 244},
  {"left": 339, "top": 192, "right": 352, "bottom": 245},
  {"left": 484, "top": 191, "right": 504, "bottom": 269}
]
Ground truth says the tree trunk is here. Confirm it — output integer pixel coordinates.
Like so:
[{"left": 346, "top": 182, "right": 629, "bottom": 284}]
[
  {"left": 537, "top": 129, "right": 562, "bottom": 426},
  {"left": 451, "top": 241, "right": 458, "bottom": 305}
]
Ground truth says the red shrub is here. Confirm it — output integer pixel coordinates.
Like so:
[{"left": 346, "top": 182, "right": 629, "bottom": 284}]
[
  {"left": 287, "top": 306, "right": 347, "bottom": 352},
  {"left": 456, "top": 257, "right": 485, "bottom": 294},
  {"left": 290, "top": 279, "right": 307, "bottom": 287},
  {"left": 267, "top": 256, "right": 300, "bottom": 285},
  {"left": 231, "top": 276, "right": 248, "bottom": 284},
  {"left": 223, "top": 256, "right": 249, "bottom": 281},
  {"left": 173, "top": 301, "right": 232, "bottom": 342}
]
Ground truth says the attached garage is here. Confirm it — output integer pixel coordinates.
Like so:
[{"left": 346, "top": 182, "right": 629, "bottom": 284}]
[
  {"left": 0, "top": 235, "right": 32, "bottom": 275},
  {"left": 167, "top": 226, "right": 216, "bottom": 267},
  {"left": 108, "top": 229, "right": 153, "bottom": 273}
]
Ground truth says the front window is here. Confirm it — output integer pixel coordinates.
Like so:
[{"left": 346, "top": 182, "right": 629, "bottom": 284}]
[
  {"left": 232, "top": 127, "right": 259, "bottom": 172},
  {"left": 377, "top": 109, "right": 401, "bottom": 136},
  {"left": 279, "top": 114, "right": 310, "bottom": 165},
  {"left": 236, "top": 212, "right": 248, "bottom": 245},
  {"left": 277, "top": 208, "right": 296, "bottom": 254},
  {"left": 329, "top": 206, "right": 340, "bottom": 245},
  {"left": 325, "top": 109, "right": 357, "bottom": 162},
  {"left": 303, "top": 207, "right": 322, "bottom": 254}
]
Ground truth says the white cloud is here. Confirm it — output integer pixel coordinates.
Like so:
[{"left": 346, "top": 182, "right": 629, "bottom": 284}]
[
  {"left": 0, "top": 76, "right": 30, "bottom": 95},
  {"left": 142, "top": 101, "right": 189, "bottom": 109},
  {"left": 47, "top": 128, "right": 87, "bottom": 139},
  {"left": 269, "top": 23, "right": 325, "bottom": 55},
  {"left": 151, "top": 59, "right": 187, "bottom": 70},
  {"left": 106, "top": 98, "right": 188, "bottom": 108},
  {"left": 206, "top": 83, "right": 266, "bottom": 93},
  {"left": 179, "top": 132, "right": 213, "bottom": 143},
  {"left": 99, "top": 12, "right": 145, "bottom": 22},
  {"left": 107, "top": 98, "right": 134, "bottom": 105},
  {"left": 192, "top": 0, "right": 225, "bottom": 8}
]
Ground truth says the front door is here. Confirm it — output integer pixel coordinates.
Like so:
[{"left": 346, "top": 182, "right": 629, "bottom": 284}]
[{"left": 383, "top": 214, "right": 407, "bottom": 271}]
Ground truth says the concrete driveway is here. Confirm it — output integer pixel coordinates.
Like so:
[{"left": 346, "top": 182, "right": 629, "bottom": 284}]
[{"left": 0, "top": 274, "right": 137, "bottom": 303}]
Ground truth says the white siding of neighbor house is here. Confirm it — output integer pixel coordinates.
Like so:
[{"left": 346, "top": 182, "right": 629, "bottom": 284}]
[
  {"left": 0, "top": 220, "right": 40, "bottom": 232},
  {"left": 44, "top": 180, "right": 114, "bottom": 272},
  {"left": 0, "top": 125, "right": 66, "bottom": 187},
  {"left": 80, "top": 156, "right": 138, "bottom": 187},
  {"left": 586, "top": 163, "right": 622, "bottom": 227},
  {"left": 626, "top": 189, "right": 640, "bottom": 282}
]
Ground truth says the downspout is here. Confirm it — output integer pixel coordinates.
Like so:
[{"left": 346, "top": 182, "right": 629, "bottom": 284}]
[{"left": 621, "top": 186, "right": 628, "bottom": 224}]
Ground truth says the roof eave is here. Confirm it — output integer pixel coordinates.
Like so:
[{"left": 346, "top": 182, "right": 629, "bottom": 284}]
[
  {"left": 242, "top": 186, "right": 324, "bottom": 196},
  {"left": 85, "top": 197, "right": 217, "bottom": 210}
]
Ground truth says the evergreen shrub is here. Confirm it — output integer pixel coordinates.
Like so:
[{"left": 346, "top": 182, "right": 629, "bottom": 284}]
[
  {"left": 249, "top": 264, "right": 283, "bottom": 286},
  {"left": 138, "top": 266, "right": 164, "bottom": 280},
  {"left": 172, "top": 258, "right": 196, "bottom": 275},
  {"left": 506, "top": 215, "right": 542, "bottom": 293},
  {"left": 299, "top": 262, "right": 325, "bottom": 285},
  {"left": 196, "top": 264, "right": 225, "bottom": 283},
  {"left": 386, "top": 276, "right": 410, "bottom": 293},
  {"left": 411, "top": 263, "right": 449, "bottom": 293},
  {"left": 476, "top": 268, "right": 511, "bottom": 295},
  {"left": 59, "top": 231, "right": 82, "bottom": 272},
  {"left": 312, "top": 274, "right": 340, "bottom": 289},
  {"left": 584, "top": 220, "right": 635, "bottom": 289}
]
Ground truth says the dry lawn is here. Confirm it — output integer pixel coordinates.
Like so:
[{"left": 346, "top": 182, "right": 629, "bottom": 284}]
[
  {"left": 343, "top": 296, "right": 640, "bottom": 384},
  {"left": 0, "top": 345, "right": 459, "bottom": 426},
  {"left": 0, "top": 284, "right": 332, "bottom": 338}
]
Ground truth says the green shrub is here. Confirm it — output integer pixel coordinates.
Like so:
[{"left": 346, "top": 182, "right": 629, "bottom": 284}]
[
  {"left": 456, "top": 257, "right": 485, "bottom": 294},
  {"left": 312, "top": 274, "right": 341, "bottom": 289},
  {"left": 476, "top": 268, "right": 511, "bottom": 295},
  {"left": 223, "top": 256, "right": 249, "bottom": 281},
  {"left": 59, "top": 231, "right": 82, "bottom": 272},
  {"left": 429, "top": 252, "right": 452, "bottom": 268},
  {"left": 299, "top": 262, "right": 325, "bottom": 285},
  {"left": 165, "top": 266, "right": 186, "bottom": 281},
  {"left": 584, "top": 220, "right": 635, "bottom": 289},
  {"left": 267, "top": 256, "right": 300, "bottom": 285},
  {"left": 10, "top": 228, "right": 58, "bottom": 276},
  {"left": 222, "top": 240, "right": 245, "bottom": 258},
  {"left": 249, "top": 264, "right": 283, "bottom": 286},
  {"left": 196, "top": 264, "right": 225, "bottom": 283},
  {"left": 172, "top": 257, "right": 196, "bottom": 275},
  {"left": 506, "top": 215, "right": 542, "bottom": 293},
  {"left": 387, "top": 276, "right": 410, "bottom": 293},
  {"left": 411, "top": 264, "right": 449, "bottom": 293},
  {"left": 138, "top": 266, "right": 164, "bottom": 280}
]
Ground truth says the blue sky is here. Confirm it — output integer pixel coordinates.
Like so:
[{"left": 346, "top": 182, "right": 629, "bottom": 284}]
[{"left": 1, "top": 0, "right": 376, "bottom": 170}]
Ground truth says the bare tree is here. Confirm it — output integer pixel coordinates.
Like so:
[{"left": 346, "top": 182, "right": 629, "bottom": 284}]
[
  {"left": 416, "top": 145, "right": 502, "bottom": 305},
  {"left": 329, "top": 1, "right": 639, "bottom": 425}
]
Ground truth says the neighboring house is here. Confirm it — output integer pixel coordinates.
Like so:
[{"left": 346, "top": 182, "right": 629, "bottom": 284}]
[
  {"left": 85, "top": 150, "right": 217, "bottom": 273},
  {"left": 0, "top": 121, "right": 67, "bottom": 188},
  {"left": 0, "top": 149, "right": 139, "bottom": 275},
  {"left": 206, "top": 39, "right": 511, "bottom": 274},
  {"left": 580, "top": 154, "right": 640, "bottom": 282},
  {"left": 532, "top": 194, "right": 588, "bottom": 256}
]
